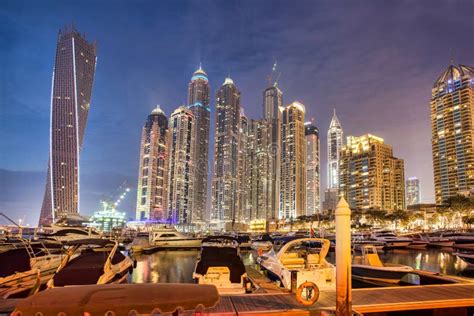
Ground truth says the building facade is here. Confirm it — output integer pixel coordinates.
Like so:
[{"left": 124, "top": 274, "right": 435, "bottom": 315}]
[
  {"left": 247, "top": 119, "right": 272, "bottom": 221},
  {"left": 406, "top": 177, "right": 421, "bottom": 206},
  {"left": 339, "top": 134, "right": 405, "bottom": 211},
  {"left": 188, "top": 66, "right": 211, "bottom": 224},
  {"left": 263, "top": 85, "right": 283, "bottom": 220},
  {"left": 135, "top": 106, "right": 169, "bottom": 221},
  {"left": 211, "top": 77, "right": 241, "bottom": 227},
  {"left": 430, "top": 64, "right": 474, "bottom": 204},
  {"left": 168, "top": 106, "right": 195, "bottom": 225},
  {"left": 324, "top": 109, "right": 343, "bottom": 211},
  {"left": 236, "top": 110, "right": 250, "bottom": 224},
  {"left": 305, "top": 121, "right": 320, "bottom": 215},
  {"left": 280, "top": 102, "right": 306, "bottom": 219},
  {"left": 39, "top": 26, "right": 97, "bottom": 226}
]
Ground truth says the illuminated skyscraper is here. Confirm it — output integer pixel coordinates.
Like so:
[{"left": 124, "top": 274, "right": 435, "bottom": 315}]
[
  {"left": 430, "top": 63, "right": 474, "bottom": 204},
  {"left": 305, "top": 121, "right": 320, "bottom": 215},
  {"left": 247, "top": 119, "right": 272, "bottom": 221},
  {"left": 339, "top": 134, "right": 405, "bottom": 211},
  {"left": 168, "top": 106, "right": 196, "bottom": 224},
  {"left": 263, "top": 85, "right": 283, "bottom": 220},
  {"left": 39, "top": 26, "right": 97, "bottom": 226},
  {"left": 188, "top": 65, "right": 210, "bottom": 224},
  {"left": 237, "top": 109, "right": 249, "bottom": 223},
  {"left": 211, "top": 77, "right": 241, "bottom": 227},
  {"left": 135, "top": 106, "right": 169, "bottom": 221},
  {"left": 406, "top": 177, "right": 420, "bottom": 206},
  {"left": 280, "top": 102, "right": 306, "bottom": 219},
  {"left": 327, "top": 109, "right": 343, "bottom": 189}
]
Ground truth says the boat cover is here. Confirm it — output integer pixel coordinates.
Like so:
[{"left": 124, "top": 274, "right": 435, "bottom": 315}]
[
  {"left": 13, "top": 283, "right": 219, "bottom": 315},
  {"left": 0, "top": 248, "right": 31, "bottom": 277},
  {"left": 195, "top": 246, "right": 245, "bottom": 283}
]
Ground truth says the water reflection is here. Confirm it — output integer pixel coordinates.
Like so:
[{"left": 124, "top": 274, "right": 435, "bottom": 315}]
[
  {"left": 130, "top": 248, "right": 474, "bottom": 284},
  {"left": 130, "top": 250, "right": 199, "bottom": 284}
]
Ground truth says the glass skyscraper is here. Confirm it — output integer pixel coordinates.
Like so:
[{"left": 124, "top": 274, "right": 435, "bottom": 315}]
[{"left": 39, "top": 26, "right": 97, "bottom": 226}]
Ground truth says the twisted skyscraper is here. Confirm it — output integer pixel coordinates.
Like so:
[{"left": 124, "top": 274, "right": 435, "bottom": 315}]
[{"left": 39, "top": 26, "right": 97, "bottom": 226}]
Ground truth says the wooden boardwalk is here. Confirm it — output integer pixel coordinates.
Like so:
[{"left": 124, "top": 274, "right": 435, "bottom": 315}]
[{"left": 2, "top": 283, "right": 474, "bottom": 315}]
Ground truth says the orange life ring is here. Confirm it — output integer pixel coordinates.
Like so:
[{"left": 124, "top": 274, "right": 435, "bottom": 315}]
[
  {"left": 295, "top": 281, "right": 319, "bottom": 306},
  {"left": 258, "top": 248, "right": 263, "bottom": 256}
]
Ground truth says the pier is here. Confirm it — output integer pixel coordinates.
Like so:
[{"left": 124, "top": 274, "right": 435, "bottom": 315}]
[{"left": 2, "top": 283, "right": 474, "bottom": 315}]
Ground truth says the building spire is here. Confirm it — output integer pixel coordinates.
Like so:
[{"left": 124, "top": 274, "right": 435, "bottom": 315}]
[{"left": 330, "top": 107, "right": 341, "bottom": 129}]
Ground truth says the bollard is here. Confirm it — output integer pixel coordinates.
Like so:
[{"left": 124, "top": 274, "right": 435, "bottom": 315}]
[{"left": 335, "top": 197, "right": 352, "bottom": 316}]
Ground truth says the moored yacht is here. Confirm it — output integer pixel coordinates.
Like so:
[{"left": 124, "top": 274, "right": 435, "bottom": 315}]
[
  {"left": 146, "top": 227, "right": 201, "bottom": 251},
  {"left": 251, "top": 234, "right": 274, "bottom": 252},
  {"left": 454, "top": 252, "right": 474, "bottom": 265},
  {"left": 0, "top": 240, "right": 65, "bottom": 298},
  {"left": 352, "top": 245, "right": 413, "bottom": 285},
  {"left": 441, "top": 232, "right": 474, "bottom": 248},
  {"left": 47, "top": 239, "right": 133, "bottom": 287},
  {"left": 193, "top": 236, "right": 250, "bottom": 294},
  {"left": 372, "top": 230, "right": 412, "bottom": 249},
  {"left": 257, "top": 238, "right": 335, "bottom": 292}
]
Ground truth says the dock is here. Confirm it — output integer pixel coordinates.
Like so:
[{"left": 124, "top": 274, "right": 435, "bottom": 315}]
[{"left": 2, "top": 283, "right": 474, "bottom": 315}]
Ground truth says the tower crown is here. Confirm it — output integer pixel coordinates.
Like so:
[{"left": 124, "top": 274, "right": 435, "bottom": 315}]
[
  {"left": 151, "top": 105, "right": 165, "bottom": 115},
  {"left": 191, "top": 64, "right": 208, "bottom": 82},
  {"left": 329, "top": 109, "right": 342, "bottom": 129},
  {"left": 223, "top": 77, "right": 234, "bottom": 86},
  {"left": 434, "top": 64, "right": 474, "bottom": 88}
]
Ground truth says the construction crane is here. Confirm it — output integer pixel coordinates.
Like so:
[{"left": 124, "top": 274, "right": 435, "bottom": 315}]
[
  {"left": 267, "top": 61, "right": 281, "bottom": 87},
  {"left": 100, "top": 181, "right": 131, "bottom": 211}
]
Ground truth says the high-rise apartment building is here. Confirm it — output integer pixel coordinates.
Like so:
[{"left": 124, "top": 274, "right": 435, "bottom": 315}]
[
  {"left": 305, "top": 121, "right": 320, "bottom": 215},
  {"left": 211, "top": 77, "right": 241, "bottom": 227},
  {"left": 280, "top": 102, "right": 306, "bottom": 219},
  {"left": 430, "top": 63, "right": 474, "bottom": 204},
  {"left": 327, "top": 109, "right": 343, "bottom": 189},
  {"left": 168, "top": 106, "right": 196, "bottom": 225},
  {"left": 235, "top": 109, "right": 250, "bottom": 224},
  {"left": 263, "top": 85, "right": 283, "bottom": 220},
  {"left": 247, "top": 119, "right": 272, "bottom": 221},
  {"left": 39, "top": 26, "right": 97, "bottom": 226},
  {"left": 188, "top": 65, "right": 210, "bottom": 224},
  {"left": 406, "top": 177, "right": 421, "bottom": 206},
  {"left": 339, "top": 134, "right": 405, "bottom": 211},
  {"left": 135, "top": 106, "right": 169, "bottom": 221}
]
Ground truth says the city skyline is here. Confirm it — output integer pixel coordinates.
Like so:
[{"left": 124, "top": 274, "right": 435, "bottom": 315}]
[{"left": 2, "top": 1, "right": 474, "bottom": 223}]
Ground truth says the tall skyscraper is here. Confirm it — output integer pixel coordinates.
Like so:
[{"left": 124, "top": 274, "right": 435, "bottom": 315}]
[
  {"left": 188, "top": 65, "right": 210, "bottom": 224},
  {"left": 211, "top": 77, "right": 241, "bottom": 228},
  {"left": 305, "top": 121, "right": 320, "bottom": 215},
  {"left": 339, "top": 134, "right": 405, "bottom": 211},
  {"left": 280, "top": 101, "right": 306, "bottom": 219},
  {"left": 135, "top": 106, "right": 169, "bottom": 221},
  {"left": 236, "top": 109, "right": 250, "bottom": 224},
  {"left": 39, "top": 26, "right": 97, "bottom": 226},
  {"left": 263, "top": 85, "right": 283, "bottom": 220},
  {"left": 430, "top": 63, "right": 474, "bottom": 204},
  {"left": 327, "top": 109, "right": 343, "bottom": 189},
  {"left": 168, "top": 106, "right": 195, "bottom": 224},
  {"left": 406, "top": 177, "right": 421, "bottom": 206},
  {"left": 247, "top": 119, "right": 272, "bottom": 221}
]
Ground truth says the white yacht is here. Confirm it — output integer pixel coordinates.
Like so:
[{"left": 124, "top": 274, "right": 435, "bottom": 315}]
[
  {"left": 257, "top": 238, "right": 335, "bottom": 292},
  {"left": 147, "top": 227, "right": 201, "bottom": 251},
  {"left": 352, "top": 245, "right": 413, "bottom": 284},
  {"left": 372, "top": 230, "right": 412, "bottom": 249},
  {"left": 193, "top": 236, "right": 250, "bottom": 294},
  {"left": 251, "top": 234, "right": 274, "bottom": 252}
]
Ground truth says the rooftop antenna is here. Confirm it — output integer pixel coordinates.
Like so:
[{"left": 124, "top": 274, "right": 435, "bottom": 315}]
[
  {"left": 267, "top": 60, "right": 278, "bottom": 86},
  {"left": 274, "top": 71, "right": 282, "bottom": 87},
  {"left": 449, "top": 49, "right": 455, "bottom": 66}
]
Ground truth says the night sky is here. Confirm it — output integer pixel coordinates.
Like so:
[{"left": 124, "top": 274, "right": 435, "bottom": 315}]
[{"left": 1, "top": 0, "right": 473, "bottom": 225}]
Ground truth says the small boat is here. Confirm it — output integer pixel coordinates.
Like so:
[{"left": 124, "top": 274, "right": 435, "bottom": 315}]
[
  {"left": 235, "top": 234, "right": 251, "bottom": 249},
  {"left": 258, "top": 238, "right": 335, "bottom": 292},
  {"left": 251, "top": 234, "right": 273, "bottom": 252},
  {"left": 441, "top": 233, "right": 474, "bottom": 248},
  {"left": 352, "top": 245, "right": 413, "bottom": 285},
  {"left": 404, "top": 234, "right": 429, "bottom": 249},
  {"left": 0, "top": 240, "right": 64, "bottom": 298},
  {"left": 426, "top": 235, "right": 455, "bottom": 248},
  {"left": 193, "top": 236, "right": 250, "bottom": 294},
  {"left": 47, "top": 239, "right": 133, "bottom": 287},
  {"left": 146, "top": 227, "right": 201, "bottom": 251},
  {"left": 454, "top": 252, "right": 474, "bottom": 265},
  {"left": 352, "top": 233, "right": 384, "bottom": 251},
  {"left": 372, "top": 230, "right": 412, "bottom": 249}
]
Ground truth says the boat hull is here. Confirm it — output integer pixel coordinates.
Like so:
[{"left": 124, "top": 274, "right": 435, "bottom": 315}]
[
  {"left": 352, "top": 265, "right": 410, "bottom": 284},
  {"left": 383, "top": 241, "right": 411, "bottom": 249}
]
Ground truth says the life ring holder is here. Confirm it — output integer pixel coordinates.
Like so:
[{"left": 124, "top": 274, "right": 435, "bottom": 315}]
[{"left": 295, "top": 281, "right": 319, "bottom": 306}]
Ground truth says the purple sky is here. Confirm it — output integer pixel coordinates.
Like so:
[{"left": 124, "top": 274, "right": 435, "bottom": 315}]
[{"left": 1, "top": 0, "right": 474, "bottom": 223}]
